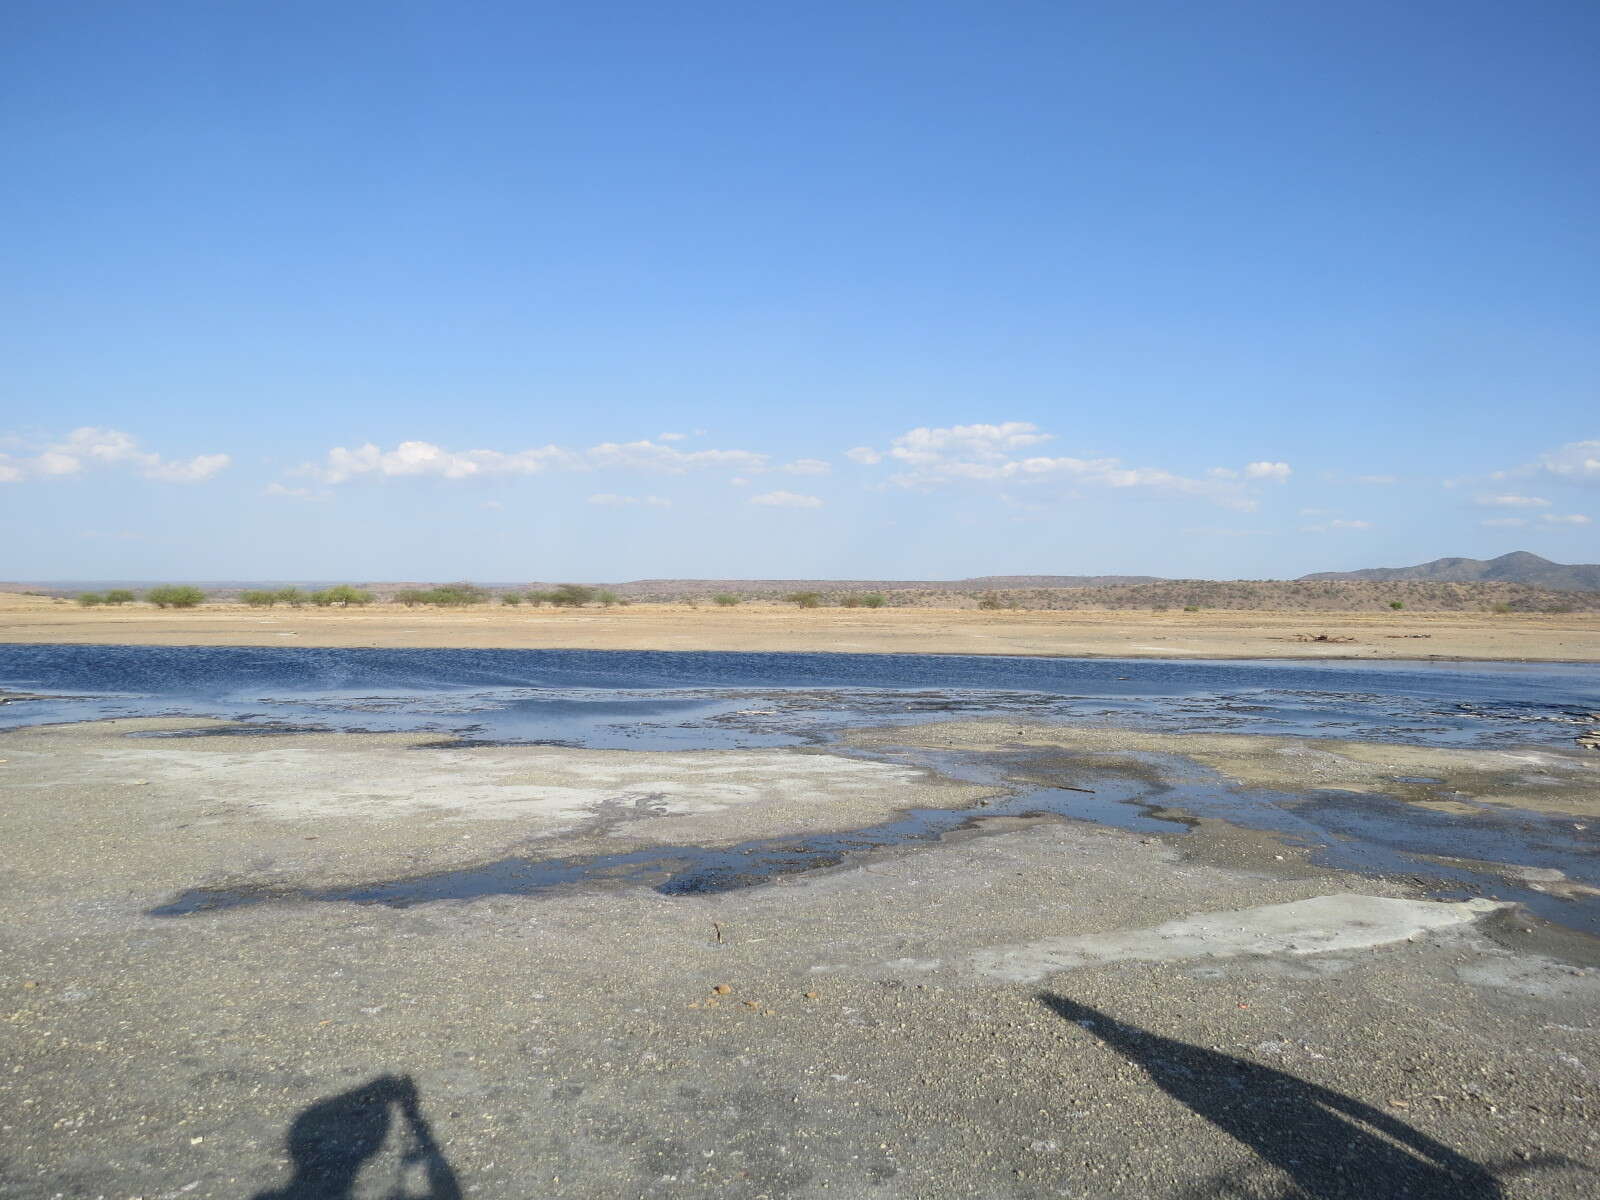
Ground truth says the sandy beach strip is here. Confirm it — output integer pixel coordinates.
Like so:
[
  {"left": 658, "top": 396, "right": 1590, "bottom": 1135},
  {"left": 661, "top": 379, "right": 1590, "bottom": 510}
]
[{"left": 2, "top": 592, "right": 1598, "bottom": 661}]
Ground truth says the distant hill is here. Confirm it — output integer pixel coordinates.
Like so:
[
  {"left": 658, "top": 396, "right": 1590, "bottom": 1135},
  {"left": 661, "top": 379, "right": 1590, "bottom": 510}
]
[
  {"left": 1301, "top": 551, "right": 1600, "bottom": 591},
  {"left": 616, "top": 575, "right": 1162, "bottom": 597}
]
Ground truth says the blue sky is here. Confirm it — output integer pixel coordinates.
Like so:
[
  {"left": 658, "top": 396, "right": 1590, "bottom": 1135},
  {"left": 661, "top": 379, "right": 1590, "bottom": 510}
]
[{"left": 3, "top": 1, "right": 1597, "bottom": 581}]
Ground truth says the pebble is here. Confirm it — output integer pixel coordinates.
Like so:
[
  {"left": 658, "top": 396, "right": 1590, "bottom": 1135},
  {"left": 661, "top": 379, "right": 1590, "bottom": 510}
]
[{"left": 712, "top": 984, "right": 732, "bottom": 995}]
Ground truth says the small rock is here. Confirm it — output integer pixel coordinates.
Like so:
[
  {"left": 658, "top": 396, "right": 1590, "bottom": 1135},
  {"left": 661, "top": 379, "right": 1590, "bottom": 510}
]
[
  {"left": 804, "top": 991, "right": 820, "bottom": 1000},
  {"left": 712, "top": 984, "right": 732, "bottom": 995},
  {"left": 22, "top": 980, "right": 39, "bottom": 989}
]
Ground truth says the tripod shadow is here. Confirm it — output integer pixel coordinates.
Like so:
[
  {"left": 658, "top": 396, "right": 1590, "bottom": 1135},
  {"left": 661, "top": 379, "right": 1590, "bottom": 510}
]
[
  {"left": 1042, "top": 994, "right": 1503, "bottom": 1199},
  {"left": 251, "top": 1074, "right": 461, "bottom": 1200}
]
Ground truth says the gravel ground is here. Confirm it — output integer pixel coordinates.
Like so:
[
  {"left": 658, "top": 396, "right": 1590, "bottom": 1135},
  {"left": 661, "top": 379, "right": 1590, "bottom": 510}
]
[{"left": 2, "top": 720, "right": 1597, "bottom": 1199}]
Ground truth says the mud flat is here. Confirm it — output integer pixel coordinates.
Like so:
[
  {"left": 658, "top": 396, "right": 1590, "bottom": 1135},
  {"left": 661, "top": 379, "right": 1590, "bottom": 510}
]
[
  {"left": 3, "top": 714, "right": 1599, "bottom": 1198},
  {"left": 4, "top": 591, "right": 1600, "bottom": 661}
]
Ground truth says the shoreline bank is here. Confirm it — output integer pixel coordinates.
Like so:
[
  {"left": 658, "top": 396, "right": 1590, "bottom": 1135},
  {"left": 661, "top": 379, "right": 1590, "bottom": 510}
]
[{"left": 3, "top": 597, "right": 1599, "bottom": 662}]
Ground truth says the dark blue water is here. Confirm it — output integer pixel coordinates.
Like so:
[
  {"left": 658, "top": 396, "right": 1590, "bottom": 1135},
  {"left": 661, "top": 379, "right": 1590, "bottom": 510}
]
[{"left": 1, "top": 644, "right": 1595, "bottom": 749}]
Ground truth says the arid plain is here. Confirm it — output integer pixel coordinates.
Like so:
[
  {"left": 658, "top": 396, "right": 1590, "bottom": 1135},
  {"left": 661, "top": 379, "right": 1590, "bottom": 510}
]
[{"left": 3, "top": 591, "right": 1599, "bottom": 661}]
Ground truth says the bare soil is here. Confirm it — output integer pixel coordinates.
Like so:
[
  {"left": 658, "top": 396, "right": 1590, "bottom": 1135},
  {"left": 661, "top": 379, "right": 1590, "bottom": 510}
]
[{"left": 3, "top": 593, "right": 1598, "bottom": 660}]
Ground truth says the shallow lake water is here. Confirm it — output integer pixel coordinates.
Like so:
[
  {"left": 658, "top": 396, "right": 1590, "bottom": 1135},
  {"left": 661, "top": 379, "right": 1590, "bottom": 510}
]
[
  {"left": 2, "top": 643, "right": 1595, "bottom": 748},
  {"left": 3, "top": 645, "right": 1597, "bottom": 931}
]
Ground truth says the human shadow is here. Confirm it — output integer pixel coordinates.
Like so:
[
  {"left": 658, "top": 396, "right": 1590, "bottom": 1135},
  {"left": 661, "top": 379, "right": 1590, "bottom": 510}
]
[
  {"left": 1041, "top": 994, "right": 1502, "bottom": 1199},
  {"left": 251, "top": 1073, "right": 461, "bottom": 1200}
]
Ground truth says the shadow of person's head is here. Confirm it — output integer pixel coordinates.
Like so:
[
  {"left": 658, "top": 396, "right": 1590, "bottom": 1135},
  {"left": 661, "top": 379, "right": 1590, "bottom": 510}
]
[{"left": 254, "top": 1074, "right": 460, "bottom": 1200}]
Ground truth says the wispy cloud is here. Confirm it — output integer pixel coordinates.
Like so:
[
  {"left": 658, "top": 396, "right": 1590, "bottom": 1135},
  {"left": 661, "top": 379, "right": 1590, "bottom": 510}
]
[
  {"left": 0, "top": 428, "right": 230, "bottom": 484},
  {"left": 303, "top": 438, "right": 768, "bottom": 484},
  {"left": 1535, "top": 440, "right": 1600, "bottom": 484},
  {"left": 847, "top": 422, "right": 1288, "bottom": 510},
  {"left": 263, "top": 482, "right": 331, "bottom": 501},
  {"left": 1480, "top": 517, "right": 1528, "bottom": 528},
  {"left": 750, "top": 490, "right": 823, "bottom": 509},
  {"left": 586, "top": 492, "right": 672, "bottom": 508},
  {"left": 1491, "top": 439, "right": 1600, "bottom": 486},
  {"left": 1475, "top": 493, "right": 1550, "bottom": 508},
  {"left": 781, "top": 458, "right": 832, "bottom": 475},
  {"left": 1300, "top": 519, "right": 1373, "bottom": 533},
  {"left": 1541, "top": 512, "right": 1592, "bottom": 525}
]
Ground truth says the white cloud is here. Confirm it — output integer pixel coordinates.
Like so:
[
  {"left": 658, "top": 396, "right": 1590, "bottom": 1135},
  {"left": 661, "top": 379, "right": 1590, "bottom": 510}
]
[
  {"left": 146, "top": 453, "right": 231, "bottom": 483},
  {"left": 781, "top": 458, "right": 832, "bottom": 475},
  {"left": 587, "top": 493, "right": 672, "bottom": 508},
  {"left": 305, "top": 438, "right": 767, "bottom": 484},
  {"left": 728, "top": 476, "right": 751, "bottom": 487},
  {"left": 264, "top": 482, "right": 331, "bottom": 501},
  {"left": 1243, "top": 461, "right": 1292, "bottom": 482},
  {"left": 886, "top": 421, "right": 1053, "bottom": 468},
  {"left": 1541, "top": 513, "right": 1592, "bottom": 525},
  {"left": 1475, "top": 493, "right": 1551, "bottom": 508},
  {"left": 1301, "top": 519, "right": 1373, "bottom": 533},
  {"left": 1492, "top": 439, "right": 1600, "bottom": 486},
  {"left": 1536, "top": 440, "right": 1600, "bottom": 484},
  {"left": 657, "top": 432, "right": 687, "bottom": 441},
  {"left": 750, "top": 490, "right": 823, "bottom": 509},
  {"left": 1480, "top": 517, "right": 1528, "bottom": 528},
  {"left": 845, "top": 446, "right": 883, "bottom": 465},
  {"left": 850, "top": 421, "right": 1283, "bottom": 510},
  {"left": 0, "top": 427, "right": 231, "bottom": 484}
]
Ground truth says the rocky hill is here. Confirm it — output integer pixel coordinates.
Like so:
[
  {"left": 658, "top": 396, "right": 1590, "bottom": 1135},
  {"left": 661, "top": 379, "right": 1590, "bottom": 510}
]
[{"left": 1301, "top": 551, "right": 1600, "bottom": 591}]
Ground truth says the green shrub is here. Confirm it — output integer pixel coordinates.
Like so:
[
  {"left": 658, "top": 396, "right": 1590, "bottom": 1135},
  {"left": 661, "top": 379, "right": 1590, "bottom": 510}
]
[
  {"left": 419, "top": 583, "right": 490, "bottom": 606},
  {"left": 1489, "top": 602, "right": 1512, "bottom": 614},
  {"left": 784, "top": 591, "right": 823, "bottom": 609},
  {"left": 310, "top": 584, "right": 372, "bottom": 607},
  {"left": 525, "top": 591, "right": 552, "bottom": 607},
  {"left": 241, "top": 590, "right": 279, "bottom": 607},
  {"left": 975, "top": 592, "right": 1009, "bottom": 611},
  {"left": 1183, "top": 605, "right": 1201, "bottom": 612},
  {"left": 146, "top": 585, "right": 205, "bottom": 609},
  {"left": 274, "top": 587, "right": 308, "bottom": 608},
  {"left": 859, "top": 592, "right": 887, "bottom": 609},
  {"left": 76, "top": 592, "right": 105, "bottom": 607},
  {"left": 395, "top": 589, "right": 426, "bottom": 607},
  {"left": 712, "top": 594, "right": 740, "bottom": 607},
  {"left": 501, "top": 593, "right": 522, "bottom": 606},
  {"left": 594, "top": 589, "right": 623, "bottom": 607},
  {"left": 105, "top": 589, "right": 135, "bottom": 606},
  {"left": 548, "top": 584, "right": 597, "bottom": 608}
]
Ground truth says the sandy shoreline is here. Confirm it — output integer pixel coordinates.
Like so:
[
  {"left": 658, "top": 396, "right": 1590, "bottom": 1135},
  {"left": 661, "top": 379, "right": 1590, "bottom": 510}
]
[{"left": 3, "top": 593, "right": 1599, "bottom": 661}]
